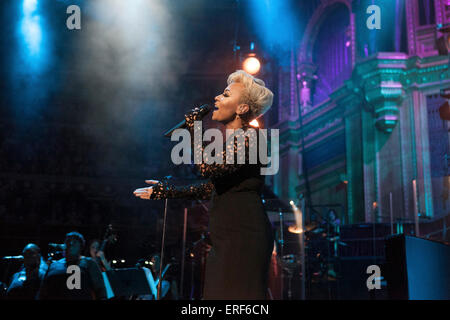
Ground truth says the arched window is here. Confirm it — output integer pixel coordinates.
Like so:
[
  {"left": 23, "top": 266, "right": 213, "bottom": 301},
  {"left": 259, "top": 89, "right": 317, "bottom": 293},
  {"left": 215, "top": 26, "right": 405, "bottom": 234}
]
[
  {"left": 418, "top": 0, "right": 436, "bottom": 26},
  {"left": 312, "top": 5, "right": 352, "bottom": 105}
]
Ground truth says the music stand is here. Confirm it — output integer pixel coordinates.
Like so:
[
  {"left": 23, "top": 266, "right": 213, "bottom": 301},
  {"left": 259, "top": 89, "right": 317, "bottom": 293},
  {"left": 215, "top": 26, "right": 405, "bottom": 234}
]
[{"left": 105, "top": 267, "right": 157, "bottom": 298}]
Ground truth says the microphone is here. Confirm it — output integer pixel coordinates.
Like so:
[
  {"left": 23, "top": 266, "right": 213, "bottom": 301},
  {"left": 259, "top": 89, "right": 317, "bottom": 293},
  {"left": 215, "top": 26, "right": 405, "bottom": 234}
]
[
  {"left": 163, "top": 104, "right": 212, "bottom": 137},
  {"left": 2, "top": 255, "right": 24, "bottom": 260}
]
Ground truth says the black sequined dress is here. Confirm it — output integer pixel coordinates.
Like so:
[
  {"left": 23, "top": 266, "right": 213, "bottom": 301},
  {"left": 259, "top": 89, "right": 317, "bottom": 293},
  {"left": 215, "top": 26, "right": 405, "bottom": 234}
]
[{"left": 150, "top": 114, "right": 274, "bottom": 300}]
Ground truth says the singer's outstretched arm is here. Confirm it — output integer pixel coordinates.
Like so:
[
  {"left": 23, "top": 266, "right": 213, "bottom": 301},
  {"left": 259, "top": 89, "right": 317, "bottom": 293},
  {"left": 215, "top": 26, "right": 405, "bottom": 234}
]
[
  {"left": 134, "top": 107, "right": 259, "bottom": 201},
  {"left": 134, "top": 179, "right": 214, "bottom": 200},
  {"left": 150, "top": 180, "right": 214, "bottom": 200}
]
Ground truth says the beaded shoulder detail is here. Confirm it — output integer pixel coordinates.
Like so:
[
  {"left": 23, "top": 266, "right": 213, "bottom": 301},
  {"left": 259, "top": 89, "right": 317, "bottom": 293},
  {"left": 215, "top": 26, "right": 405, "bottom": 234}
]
[
  {"left": 185, "top": 110, "right": 259, "bottom": 180},
  {"left": 148, "top": 108, "right": 259, "bottom": 201}
]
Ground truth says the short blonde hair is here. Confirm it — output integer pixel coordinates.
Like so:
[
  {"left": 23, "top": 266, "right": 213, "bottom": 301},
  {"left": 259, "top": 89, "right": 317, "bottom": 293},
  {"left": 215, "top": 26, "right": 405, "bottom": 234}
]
[{"left": 227, "top": 70, "right": 274, "bottom": 119}]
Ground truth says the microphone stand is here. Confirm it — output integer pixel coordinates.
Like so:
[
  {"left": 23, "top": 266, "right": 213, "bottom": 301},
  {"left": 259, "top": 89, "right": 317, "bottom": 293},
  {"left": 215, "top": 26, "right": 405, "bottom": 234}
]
[
  {"left": 180, "top": 207, "right": 187, "bottom": 299},
  {"left": 160, "top": 110, "right": 209, "bottom": 299},
  {"left": 157, "top": 198, "right": 168, "bottom": 300}
]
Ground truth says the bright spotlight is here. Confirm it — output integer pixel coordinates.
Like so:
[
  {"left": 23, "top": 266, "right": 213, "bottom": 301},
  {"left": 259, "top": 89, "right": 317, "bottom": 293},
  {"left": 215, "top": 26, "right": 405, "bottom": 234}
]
[
  {"left": 23, "top": 0, "right": 38, "bottom": 16},
  {"left": 21, "top": 0, "right": 42, "bottom": 57},
  {"left": 21, "top": 17, "right": 42, "bottom": 55},
  {"left": 289, "top": 200, "right": 298, "bottom": 210},
  {"left": 242, "top": 54, "right": 261, "bottom": 75},
  {"left": 249, "top": 119, "right": 259, "bottom": 127}
]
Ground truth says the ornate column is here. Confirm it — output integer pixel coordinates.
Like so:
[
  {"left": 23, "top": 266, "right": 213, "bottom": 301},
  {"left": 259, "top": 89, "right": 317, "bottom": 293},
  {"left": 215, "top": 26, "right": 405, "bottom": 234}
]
[
  {"left": 335, "top": 83, "right": 364, "bottom": 223},
  {"left": 411, "top": 90, "right": 435, "bottom": 218},
  {"left": 405, "top": 0, "right": 418, "bottom": 55},
  {"left": 398, "top": 93, "right": 417, "bottom": 221},
  {"left": 365, "top": 81, "right": 405, "bottom": 133},
  {"left": 354, "top": 53, "right": 408, "bottom": 222}
]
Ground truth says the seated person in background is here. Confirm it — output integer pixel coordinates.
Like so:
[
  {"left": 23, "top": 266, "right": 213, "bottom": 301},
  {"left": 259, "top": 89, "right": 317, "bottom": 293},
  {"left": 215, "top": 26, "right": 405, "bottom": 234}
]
[
  {"left": 6, "top": 243, "right": 48, "bottom": 300},
  {"left": 89, "top": 239, "right": 112, "bottom": 272},
  {"left": 38, "top": 231, "right": 106, "bottom": 300}
]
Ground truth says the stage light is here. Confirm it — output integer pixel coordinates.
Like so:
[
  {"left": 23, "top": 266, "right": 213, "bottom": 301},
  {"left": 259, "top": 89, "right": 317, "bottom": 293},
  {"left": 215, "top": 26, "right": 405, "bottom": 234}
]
[
  {"left": 242, "top": 54, "right": 261, "bottom": 75},
  {"left": 289, "top": 201, "right": 298, "bottom": 211},
  {"left": 21, "top": 0, "right": 43, "bottom": 58},
  {"left": 23, "top": 0, "right": 38, "bottom": 16},
  {"left": 288, "top": 224, "right": 303, "bottom": 234},
  {"left": 288, "top": 198, "right": 306, "bottom": 235},
  {"left": 249, "top": 119, "right": 259, "bottom": 127}
]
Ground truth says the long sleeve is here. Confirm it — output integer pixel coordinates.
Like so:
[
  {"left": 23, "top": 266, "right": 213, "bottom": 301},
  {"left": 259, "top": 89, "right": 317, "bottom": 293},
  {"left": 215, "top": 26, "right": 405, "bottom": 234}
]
[
  {"left": 150, "top": 179, "right": 214, "bottom": 200},
  {"left": 148, "top": 108, "right": 259, "bottom": 201}
]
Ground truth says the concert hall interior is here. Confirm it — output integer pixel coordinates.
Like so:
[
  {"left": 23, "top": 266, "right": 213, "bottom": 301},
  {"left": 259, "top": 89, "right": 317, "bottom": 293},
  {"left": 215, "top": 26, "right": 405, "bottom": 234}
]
[{"left": 0, "top": 0, "right": 449, "bottom": 301}]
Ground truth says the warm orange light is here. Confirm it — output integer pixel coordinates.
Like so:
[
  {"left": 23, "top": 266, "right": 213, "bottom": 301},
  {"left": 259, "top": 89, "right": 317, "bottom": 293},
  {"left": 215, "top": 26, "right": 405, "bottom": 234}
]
[
  {"left": 242, "top": 55, "right": 261, "bottom": 75},
  {"left": 249, "top": 119, "right": 259, "bottom": 127},
  {"left": 288, "top": 224, "right": 303, "bottom": 234}
]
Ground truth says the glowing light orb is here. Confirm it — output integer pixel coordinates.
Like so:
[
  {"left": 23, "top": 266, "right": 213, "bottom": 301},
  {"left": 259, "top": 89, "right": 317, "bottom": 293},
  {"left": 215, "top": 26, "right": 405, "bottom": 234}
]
[
  {"left": 249, "top": 119, "right": 259, "bottom": 127},
  {"left": 243, "top": 56, "right": 261, "bottom": 75}
]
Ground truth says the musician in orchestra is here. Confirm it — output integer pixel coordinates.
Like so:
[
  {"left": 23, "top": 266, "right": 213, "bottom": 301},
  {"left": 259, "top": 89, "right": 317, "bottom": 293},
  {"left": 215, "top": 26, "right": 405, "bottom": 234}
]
[
  {"left": 89, "top": 239, "right": 112, "bottom": 272},
  {"left": 38, "top": 232, "right": 107, "bottom": 300},
  {"left": 134, "top": 70, "right": 275, "bottom": 299},
  {"left": 6, "top": 243, "right": 47, "bottom": 299}
]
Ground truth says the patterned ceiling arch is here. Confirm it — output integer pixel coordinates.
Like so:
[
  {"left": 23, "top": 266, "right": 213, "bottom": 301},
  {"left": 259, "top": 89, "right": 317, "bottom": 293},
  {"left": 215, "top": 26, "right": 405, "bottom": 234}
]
[{"left": 298, "top": 0, "right": 352, "bottom": 63}]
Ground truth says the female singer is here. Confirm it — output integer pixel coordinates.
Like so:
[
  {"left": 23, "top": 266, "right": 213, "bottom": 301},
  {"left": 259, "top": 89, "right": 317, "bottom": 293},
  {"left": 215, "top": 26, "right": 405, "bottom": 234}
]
[{"left": 134, "top": 70, "right": 274, "bottom": 299}]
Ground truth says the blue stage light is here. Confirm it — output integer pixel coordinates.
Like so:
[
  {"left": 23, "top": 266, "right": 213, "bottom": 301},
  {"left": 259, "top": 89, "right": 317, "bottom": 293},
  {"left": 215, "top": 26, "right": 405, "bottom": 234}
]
[
  {"left": 20, "top": 0, "right": 45, "bottom": 64},
  {"left": 23, "top": 0, "right": 38, "bottom": 16},
  {"left": 21, "top": 15, "right": 42, "bottom": 55},
  {"left": 247, "top": 0, "right": 299, "bottom": 64}
]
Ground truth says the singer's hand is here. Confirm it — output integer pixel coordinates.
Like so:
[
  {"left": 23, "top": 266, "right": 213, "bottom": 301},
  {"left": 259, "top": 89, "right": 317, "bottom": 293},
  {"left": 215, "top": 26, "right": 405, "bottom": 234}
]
[
  {"left": 184, "top": 106, "right": 204, "bottom": 128},
  {"left": 133, "top": 180, "right": 160, "bottom": 200}
]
